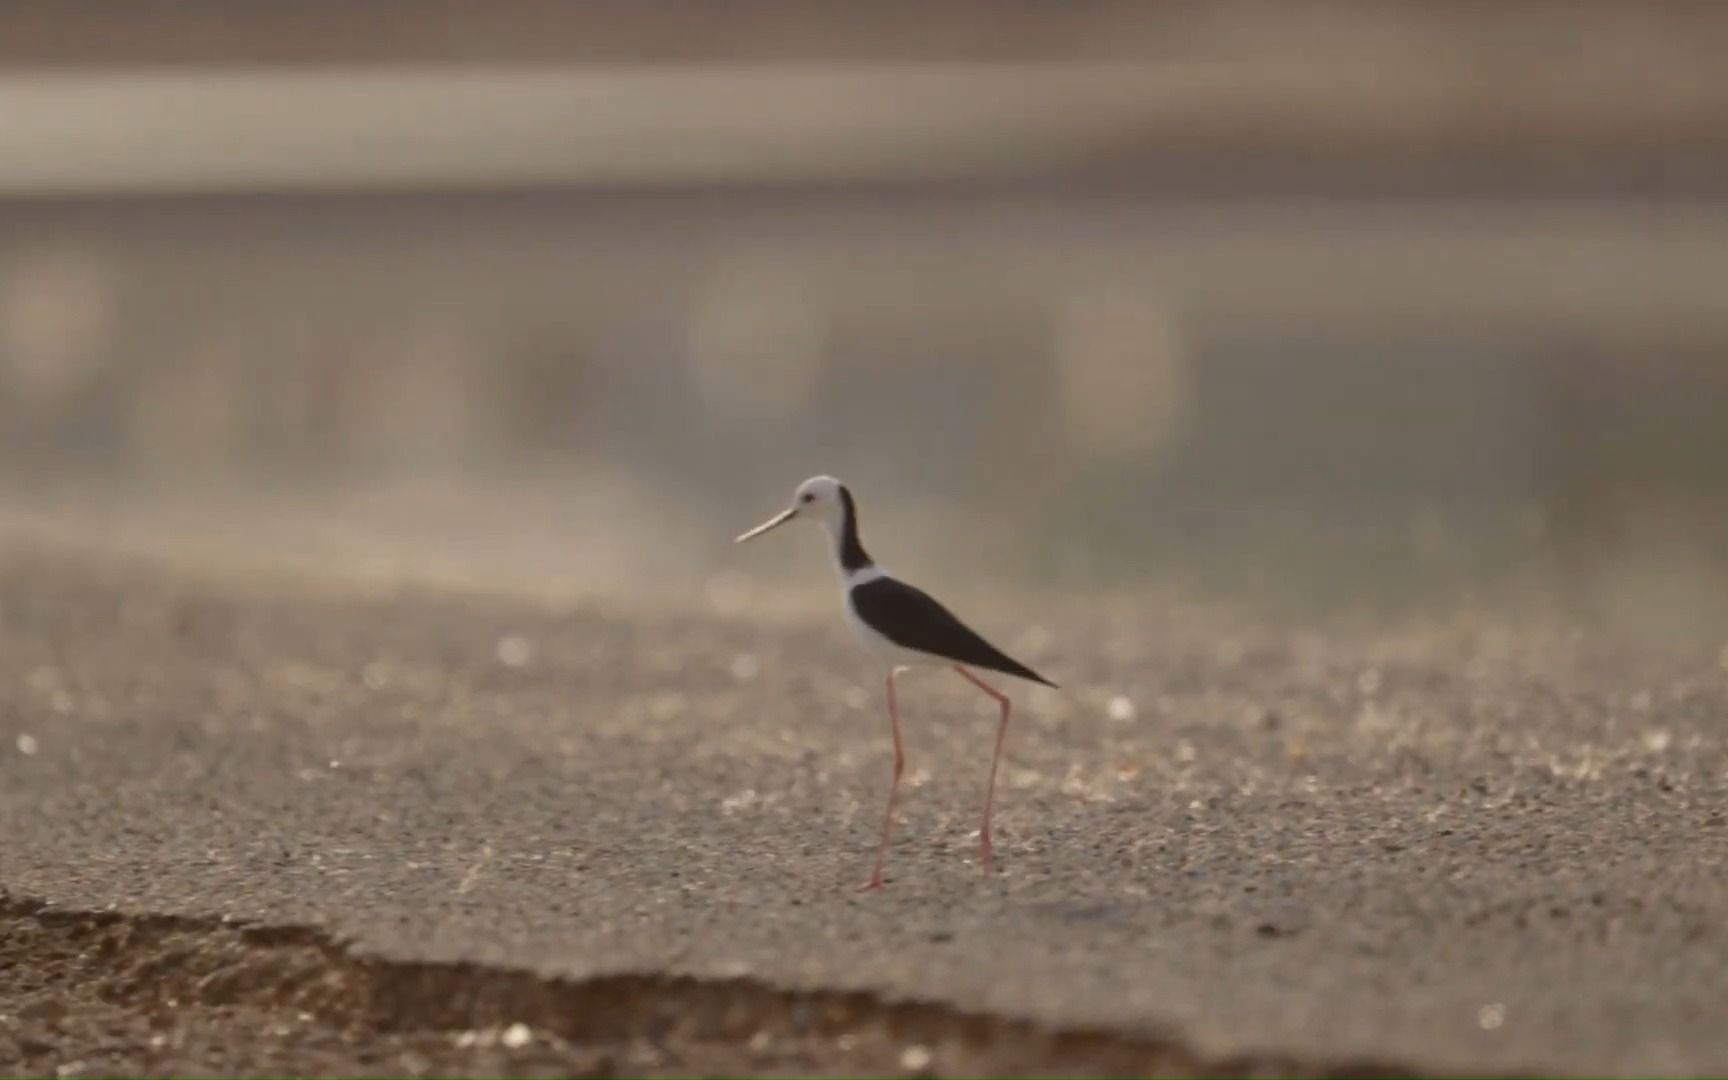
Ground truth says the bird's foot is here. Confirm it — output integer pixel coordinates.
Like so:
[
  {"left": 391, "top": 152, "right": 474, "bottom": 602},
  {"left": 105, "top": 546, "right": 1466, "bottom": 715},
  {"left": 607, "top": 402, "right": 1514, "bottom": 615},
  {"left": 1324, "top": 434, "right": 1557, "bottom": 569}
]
[{"left": 858, "top": 876, "right": 886, "bottom": 892}]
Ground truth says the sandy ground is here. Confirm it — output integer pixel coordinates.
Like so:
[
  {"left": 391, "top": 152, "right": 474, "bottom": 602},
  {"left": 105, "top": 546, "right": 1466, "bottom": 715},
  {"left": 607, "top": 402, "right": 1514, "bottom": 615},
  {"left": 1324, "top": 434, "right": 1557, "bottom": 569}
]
[{"left": 2, "top": 544, "right": 1727, "bottom": 1077}]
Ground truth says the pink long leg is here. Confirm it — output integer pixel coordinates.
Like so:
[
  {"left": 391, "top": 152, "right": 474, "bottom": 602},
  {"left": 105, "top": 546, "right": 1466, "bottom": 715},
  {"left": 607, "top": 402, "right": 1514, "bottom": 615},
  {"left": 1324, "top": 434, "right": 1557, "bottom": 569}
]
[
  {"left": 953, "top": 665, "right": 1011, "bottom": 873},
  {"left": 860, "top": 669, "right": 906, "bottom": 891}
]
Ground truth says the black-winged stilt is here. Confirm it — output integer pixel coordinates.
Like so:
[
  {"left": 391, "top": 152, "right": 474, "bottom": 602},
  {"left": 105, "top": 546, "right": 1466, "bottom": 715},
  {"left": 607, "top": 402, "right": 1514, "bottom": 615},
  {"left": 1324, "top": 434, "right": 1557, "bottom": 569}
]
[{"left": 735, "top": 475, "right": 1057, "bottom": 890}]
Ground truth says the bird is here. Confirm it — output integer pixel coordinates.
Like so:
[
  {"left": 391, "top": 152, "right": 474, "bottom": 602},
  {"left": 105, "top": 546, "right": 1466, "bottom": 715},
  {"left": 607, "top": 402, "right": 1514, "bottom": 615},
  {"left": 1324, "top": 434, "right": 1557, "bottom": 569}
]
[{"left": 735, "top": 475, "right": 1057, "bottom": 890}]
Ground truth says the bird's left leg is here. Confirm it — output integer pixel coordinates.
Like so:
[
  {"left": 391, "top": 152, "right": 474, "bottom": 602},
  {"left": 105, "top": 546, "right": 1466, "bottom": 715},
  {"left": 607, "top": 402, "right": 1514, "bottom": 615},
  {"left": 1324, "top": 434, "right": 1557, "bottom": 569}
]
[
  {"left": 861, "top": 668, "right": 906, "bottom": 891},
  {"left": 953, "top": 665, "right": 1010, "bottom": 873}
]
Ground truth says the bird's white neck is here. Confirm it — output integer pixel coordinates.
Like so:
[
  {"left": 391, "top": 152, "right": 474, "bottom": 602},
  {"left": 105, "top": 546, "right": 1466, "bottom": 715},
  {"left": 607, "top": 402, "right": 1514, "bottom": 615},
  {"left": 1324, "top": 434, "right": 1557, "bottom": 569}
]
[
  {"left": 817, "top": 513, "right": 878, "bottom": 583},
  {"left": 844, "top": 562, "right": 887, "bottom": 587}
]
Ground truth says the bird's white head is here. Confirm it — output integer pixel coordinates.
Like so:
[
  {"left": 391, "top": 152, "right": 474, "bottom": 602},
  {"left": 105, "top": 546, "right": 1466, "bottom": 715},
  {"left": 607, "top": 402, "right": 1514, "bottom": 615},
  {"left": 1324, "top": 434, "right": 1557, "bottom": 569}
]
[{"left": 735, "top": 475, "right": 848, "bottom": 543}]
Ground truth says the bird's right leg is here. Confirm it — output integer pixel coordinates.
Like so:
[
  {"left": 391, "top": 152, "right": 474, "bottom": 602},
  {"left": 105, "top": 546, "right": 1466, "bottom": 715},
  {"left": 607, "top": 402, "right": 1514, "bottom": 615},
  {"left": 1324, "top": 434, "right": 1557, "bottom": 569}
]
[{"left": 861, "top": 669, "right": 905, "bottom": 891}]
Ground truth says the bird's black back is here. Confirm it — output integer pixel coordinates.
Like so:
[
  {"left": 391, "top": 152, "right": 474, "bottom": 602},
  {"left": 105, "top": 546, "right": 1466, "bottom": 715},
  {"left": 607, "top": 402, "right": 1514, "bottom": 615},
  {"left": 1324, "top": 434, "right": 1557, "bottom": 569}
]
[{"left": 849, "top": 576, "right": 1057, "bottom": 688}]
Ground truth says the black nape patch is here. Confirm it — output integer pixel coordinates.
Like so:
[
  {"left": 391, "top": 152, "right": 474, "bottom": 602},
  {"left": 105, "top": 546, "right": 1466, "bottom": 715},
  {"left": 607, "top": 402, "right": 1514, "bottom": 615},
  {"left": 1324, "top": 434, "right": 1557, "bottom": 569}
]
[{"left": 837, "top": 486, "right": 872, "bottom": 573}]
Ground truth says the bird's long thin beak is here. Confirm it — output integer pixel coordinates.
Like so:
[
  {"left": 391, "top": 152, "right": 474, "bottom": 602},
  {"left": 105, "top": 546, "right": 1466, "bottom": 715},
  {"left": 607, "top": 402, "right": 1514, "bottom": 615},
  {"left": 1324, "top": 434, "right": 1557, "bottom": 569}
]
[{"left": 734, "top": 507, "right": 797, "bottom": 543}]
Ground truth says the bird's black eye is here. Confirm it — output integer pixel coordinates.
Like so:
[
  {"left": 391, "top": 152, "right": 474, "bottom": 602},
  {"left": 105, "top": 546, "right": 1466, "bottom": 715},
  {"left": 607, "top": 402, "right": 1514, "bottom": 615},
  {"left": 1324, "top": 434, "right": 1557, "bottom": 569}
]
[{"left": 800, "top": 493, "right": 815, "bottom": 504}]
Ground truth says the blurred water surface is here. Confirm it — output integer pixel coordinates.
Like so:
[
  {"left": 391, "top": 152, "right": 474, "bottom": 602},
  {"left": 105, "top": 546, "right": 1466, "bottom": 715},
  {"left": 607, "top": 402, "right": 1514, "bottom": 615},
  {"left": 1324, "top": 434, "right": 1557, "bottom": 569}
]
[{"left": 4, "top": 4, "right": 1728, "bottom": 631}]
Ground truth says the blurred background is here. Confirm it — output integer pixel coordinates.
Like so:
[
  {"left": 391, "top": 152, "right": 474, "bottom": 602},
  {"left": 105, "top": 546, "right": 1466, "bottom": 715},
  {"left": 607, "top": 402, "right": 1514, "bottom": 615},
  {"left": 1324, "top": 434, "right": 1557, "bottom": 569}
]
[{"left": 4, "top": 0, "right": 1728, "bottom": 627}]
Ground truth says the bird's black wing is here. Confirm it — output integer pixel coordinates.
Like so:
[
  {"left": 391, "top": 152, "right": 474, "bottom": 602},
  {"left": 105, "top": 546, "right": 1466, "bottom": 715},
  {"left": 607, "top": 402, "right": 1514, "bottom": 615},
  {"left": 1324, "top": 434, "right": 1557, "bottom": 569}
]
[{"left": 850, "top": 576, "right": 1057, "bottom": 687}]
